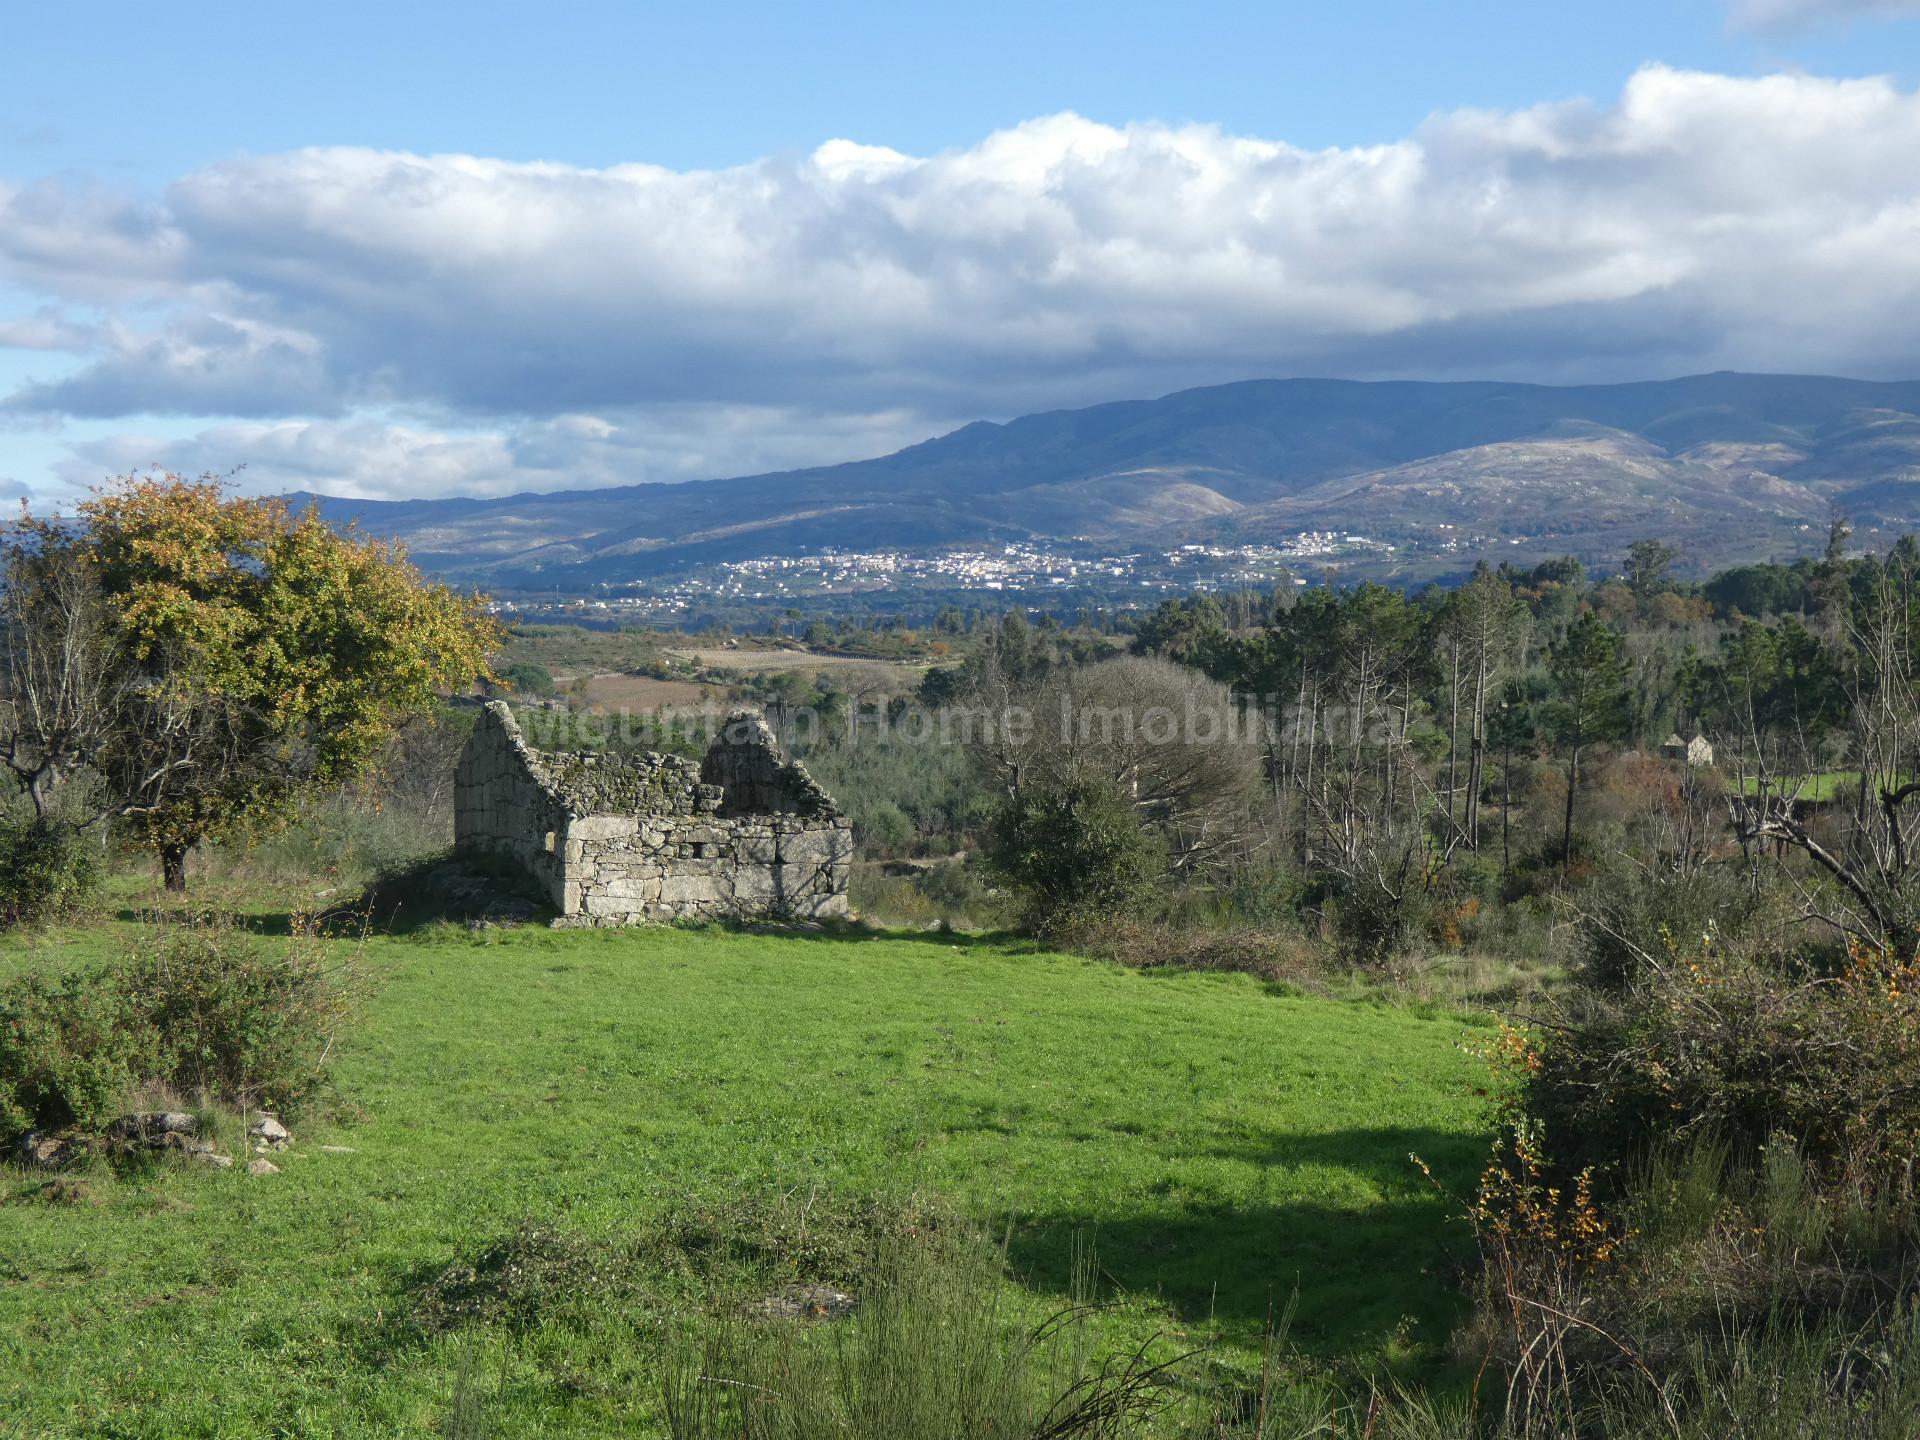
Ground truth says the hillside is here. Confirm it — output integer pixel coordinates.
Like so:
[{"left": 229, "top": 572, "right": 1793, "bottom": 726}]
[
  {"left": 300, "top": 372, "right": 1920, "bottom": 585},
  {"left": 0, "top": 922, "right": 1486, "bottom": 1435}
]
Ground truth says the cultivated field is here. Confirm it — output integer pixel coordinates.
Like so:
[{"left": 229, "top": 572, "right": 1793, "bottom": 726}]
[
  {"left": 561, "top": 672, "right": 718, "bottom": 713},
  {"left": 0, "top": 918, "right": 1489, "bottom": 1438}
]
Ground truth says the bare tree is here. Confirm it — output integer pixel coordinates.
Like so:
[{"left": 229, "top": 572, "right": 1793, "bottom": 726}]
[
  {"left": 973, "top": 654, "right": 1266, "bottom": 877},
  {"left": 1439, "top": 569, "right": 1530, "bottom": 848},
  {"left": 0, "top": 533, "right": 132, "bottom": 824}
]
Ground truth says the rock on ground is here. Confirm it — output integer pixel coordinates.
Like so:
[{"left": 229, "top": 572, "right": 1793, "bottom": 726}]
[{"left": 250, "top": 1115, "right": 292, "bottom": 1150}]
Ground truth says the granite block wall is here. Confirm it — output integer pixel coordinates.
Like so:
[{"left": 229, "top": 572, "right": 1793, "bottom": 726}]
[{"left": 454, "top": 703, "right": 852, "bottom": 925}]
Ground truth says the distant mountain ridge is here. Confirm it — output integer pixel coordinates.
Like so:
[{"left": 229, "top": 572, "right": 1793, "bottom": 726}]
[{"left": 297, "top": 372, "right": 1920, "bottom": 585}]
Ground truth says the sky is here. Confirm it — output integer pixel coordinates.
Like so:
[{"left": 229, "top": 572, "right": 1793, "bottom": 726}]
[{"left": 3, "top": 0, "right": 1920, "bottom": 503}]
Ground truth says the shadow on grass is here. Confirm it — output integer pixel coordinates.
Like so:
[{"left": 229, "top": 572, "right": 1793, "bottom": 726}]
[
  {"left": 730, "top": 917, "right": 1031, "bottom": 952},
  {"left": 1004, "top": 1125, "right": 1486, "bottom": 1355}
]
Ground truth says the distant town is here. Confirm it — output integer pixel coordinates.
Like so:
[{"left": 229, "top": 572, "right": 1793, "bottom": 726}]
[{"left": 486, "top": 532, "right": 1417, "bottom": 623}]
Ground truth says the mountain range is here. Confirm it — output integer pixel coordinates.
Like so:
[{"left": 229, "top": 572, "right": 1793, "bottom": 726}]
[{"left": 299, "top": 372, "right": 1920, "bottom": 587}]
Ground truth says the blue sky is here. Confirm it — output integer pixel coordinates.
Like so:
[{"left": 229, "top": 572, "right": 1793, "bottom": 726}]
[
  {"left": 3, "top": 0, "right": 1920, "bottom": 501},
  {"left": 6, "top": 1, "right": 1914, "bottom": 178}
]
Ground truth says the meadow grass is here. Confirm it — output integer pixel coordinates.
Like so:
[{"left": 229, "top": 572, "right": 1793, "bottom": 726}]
[{"left": 0, "top": 913, "right": 1491, "bottom": 1438}]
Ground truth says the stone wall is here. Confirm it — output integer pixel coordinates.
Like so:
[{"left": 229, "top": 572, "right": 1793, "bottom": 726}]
[
  {"left": 453, "top": 703, "right": 852, "bottom": 926},
  {"left": 452, "top": 702, "right": 572, "bottom": 911}
]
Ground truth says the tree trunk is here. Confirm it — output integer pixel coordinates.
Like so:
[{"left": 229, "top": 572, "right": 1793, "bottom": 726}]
[
  {"left": 1562, "top": 749, "right": 1580, "bottom": 873},
  {"left": 1501, "top": 735, "right": 1512, "bottom": 875},
  {"left": 160, "top": 844, "right": 188, "bottom": 893},
  {"left": 1466, "top": 734, "right": 1484, "bottom": 849},
  {"left": 1446, "top": 645, "right": 1461, "bottom": 836}
]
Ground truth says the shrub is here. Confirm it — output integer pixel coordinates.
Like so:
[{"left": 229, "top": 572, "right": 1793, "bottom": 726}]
[
  {"left": 915, "top": 860, "right": 1002, "bottom": 923},
  {"left": 856, "top": 800, "right": 917, "bottom": 857},
  {"left": 494, "top": 661, "right": 554, "bottom": 697},
  {"left": 0, "top": 970, "right": 160, "bottom": 1135},
  {"left": 1321, "top": 867, "right": 1425, "bottom": 967},
  {"left": 0, "top": 814, "right": 101, "bottom": 928},
  {"left": 1218, "top": 858, "right": 1311, "bottom": 929},
  {"left": 1525, "top": 930, "right": 1920, "bottom": 1194},
  {"left": 1577, "top": 861, "right": 1776, "bottom": 991},
  {"left": 0, "top": 915, "right": 362, "bottom": 1139},
  {"left": 118, "top": 914, "right": 364, "bottom": 1117},
  {"left": 986, "top": 775, "right": 1165, "bottom": 936}
]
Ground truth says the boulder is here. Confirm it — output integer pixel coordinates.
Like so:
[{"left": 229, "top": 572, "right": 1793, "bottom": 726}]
[
  {"left": 250, "top": 1115, "right": 292, "bottom": 1150},
  {"left": 15, "top": 1131, "right": 81, "bottom": 1171},
  {"left": 108, "top": 1111, "right": 198, "bottom": 1147}
]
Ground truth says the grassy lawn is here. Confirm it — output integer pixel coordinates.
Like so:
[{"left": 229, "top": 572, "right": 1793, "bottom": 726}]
[
  {"left": 1730, "top": 770, "right": 1912, "bottom": 802},
  {"left": 0, "top": 918, "right": 1491, "bottom": 1438}
]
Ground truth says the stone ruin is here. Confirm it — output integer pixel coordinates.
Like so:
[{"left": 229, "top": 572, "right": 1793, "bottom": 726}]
[{"left": 454, "top": 702, "right": 852, "bottom": 926}]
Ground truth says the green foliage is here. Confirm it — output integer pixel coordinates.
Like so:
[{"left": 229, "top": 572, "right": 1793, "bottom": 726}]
[
  {"left": 0, "top": 813, "right": 100, "bottom": 927},
  {"left": 1528, "top": 931, "right": 1920, "bottom": 1192},
  {"left": 491, "top": 661, "right": 554, "bottom": 697},
  {"left": 1543, "top": 609, "right": 1632, "bottom": 865},
  {"left": 1130, "top": 594, "right": 1237, "bottom": 677},
  {"left": 0, "top": 916, "right": 360, "bottom": 1137},
  {"left": 117, "top": 916, "right": 363, "bottom": 1119},
  {"left": 1528, "top": 555, "right": 1585, "bottom": 589},
  {"left": 1684, "top": 615, "right": 1844, "bottom": 751},
  {"left": 1322, "top": 853, "right": 1429, "bottom": 966},
  {"left": 0, "top": 968, "right": 159, "bottom": 1135},
  {"left": 12, "top": 473, "right": 500, "bottom": 888},
  {"left": 1576, "top": 862, "right": 1766, "bottom": 991},
  {"left": 794, "top": 711, "right": 989, "bottom": 856},
  {"left": 1703, "top": 560, "right": 1814, "bottom": 619},
  {"left": 1622, "top": 538, "right": 1679, "bottom": 599},
  {"left": 1544, "top": 611, "right": 1631, "bottom": 751},
  {"left": 987, "top": 774, "right": 1166, "bottom": 934}
]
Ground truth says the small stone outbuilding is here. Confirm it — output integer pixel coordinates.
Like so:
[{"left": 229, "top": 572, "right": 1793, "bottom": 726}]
[
  {"left": 454, "top": 703, "right": 852, "bottom": 925},
  {"left": 1660, "top": 732, "right": 1715, "bottom": 768}
]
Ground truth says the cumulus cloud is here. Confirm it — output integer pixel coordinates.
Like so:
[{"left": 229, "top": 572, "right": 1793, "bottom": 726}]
[
  {"left": 52, "top": 406, "right": 943, "bottom": 502},
  {"left": 6, "top": 64, "right": 1920, "bottom": 499}
]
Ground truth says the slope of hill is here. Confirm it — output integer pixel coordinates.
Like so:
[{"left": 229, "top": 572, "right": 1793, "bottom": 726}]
[
  {"left": 0, "top": 922, "right": 1487, "bottom": 1432},
  {"left": 298, "top": 372, "right": 1920, "bottom": 585}
]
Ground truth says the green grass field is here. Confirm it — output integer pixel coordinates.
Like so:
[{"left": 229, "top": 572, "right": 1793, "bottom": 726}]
[{"left": 0, "top": 919, "right": 1492, "bottom": 1438}]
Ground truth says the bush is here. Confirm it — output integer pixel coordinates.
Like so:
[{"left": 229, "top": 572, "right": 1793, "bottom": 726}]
[
  {"left": 0, "top": 915, "right": 362, "bottom": 1139},
  {"left": 914, "top": 858, "right": 999, "bottom": 920},
  {"left": 856, "top": 800, "right": 917, "bottom": 857},
  {"left": 1217, "top": 858, "right": 1311, "bottom": 930},
  {"left": 1446, "top": 889, "right": 1920, "bottom": 1433},
  {"left": 0, "top": 813, "right": 101, "bottom": 927},
  {"left": 1525, "top": 929, "right": 1920, "bottom": 1193},
  {"left": 494, "top": 661, "right": 554, "bottom": 698},
  {"left": 0, "top": 969, "right": 160, "bottom": 1135},
  {"left": 1321, "top": 864, "right": 1425, "bottom": 966},
  {"left": 986, "top": 775, "right": 1165, "bottom": 936},
  {"left": 119, "top": 915, "right": 363, "bottom": 1117},
  {"left": 1577, "top": 861, "right": 1777, "bottom": 990}
]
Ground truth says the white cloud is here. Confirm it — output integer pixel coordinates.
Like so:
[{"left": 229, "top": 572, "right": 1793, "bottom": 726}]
[
  {"left": 6, "top": 64, "right": 1920, "bottom": 499},
  {"left": 52, "top": 406, "right": 943, "bottom": 502}
]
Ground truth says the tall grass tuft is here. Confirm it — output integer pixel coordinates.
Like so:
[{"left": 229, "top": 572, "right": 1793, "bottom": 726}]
[{"left": 663, "top": 1229, "right": 1191, "bottom": 1440}]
